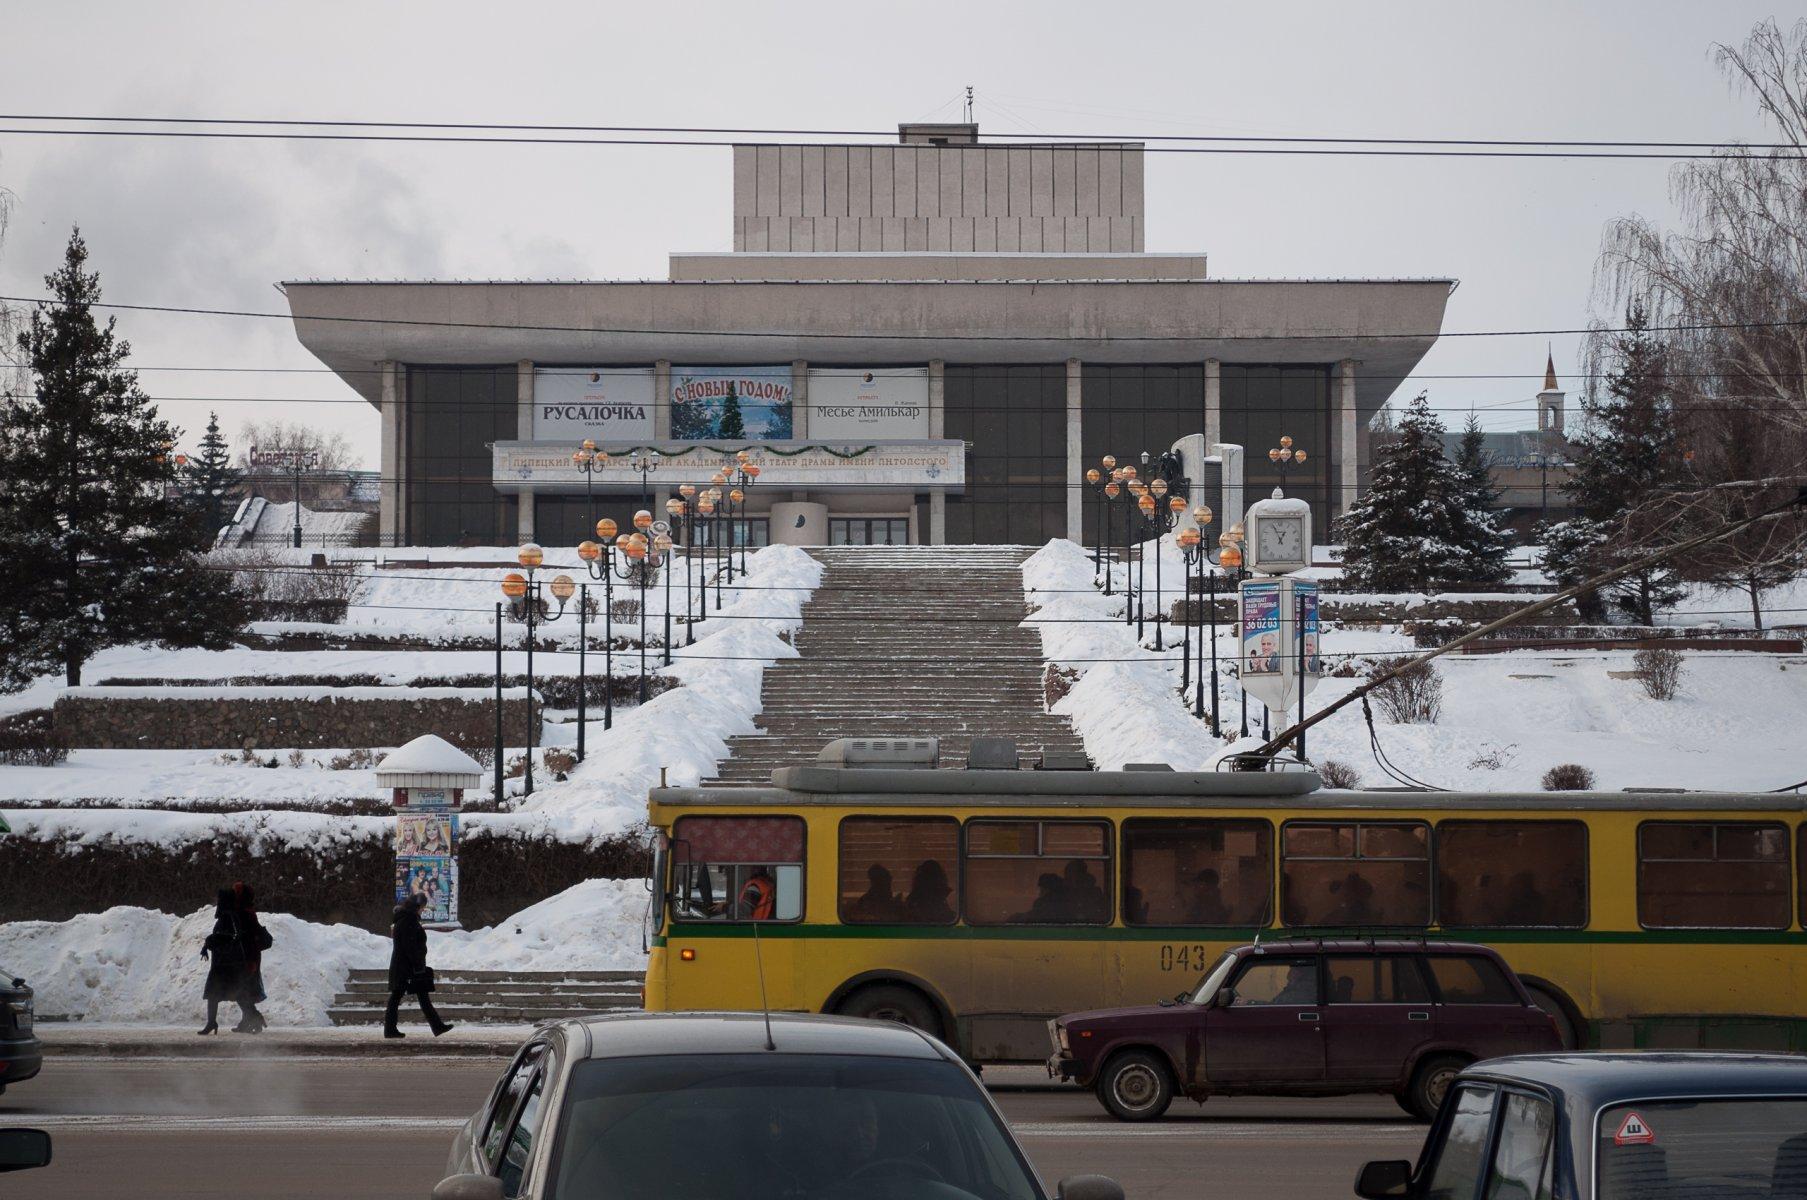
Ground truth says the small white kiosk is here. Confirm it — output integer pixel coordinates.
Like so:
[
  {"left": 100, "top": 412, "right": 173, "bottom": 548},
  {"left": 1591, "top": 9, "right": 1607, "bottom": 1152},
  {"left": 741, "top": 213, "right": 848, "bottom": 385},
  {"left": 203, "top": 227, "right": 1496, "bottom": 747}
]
[{"left": 375, "top": 734, "right": 483, "bottom": 930}]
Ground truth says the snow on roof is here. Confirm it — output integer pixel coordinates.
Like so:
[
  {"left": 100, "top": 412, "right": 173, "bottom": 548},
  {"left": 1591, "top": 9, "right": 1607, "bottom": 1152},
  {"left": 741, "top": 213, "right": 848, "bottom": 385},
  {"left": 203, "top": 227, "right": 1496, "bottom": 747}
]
[{"left": 375, "top": 734, "right": 484, "bottom": 785}]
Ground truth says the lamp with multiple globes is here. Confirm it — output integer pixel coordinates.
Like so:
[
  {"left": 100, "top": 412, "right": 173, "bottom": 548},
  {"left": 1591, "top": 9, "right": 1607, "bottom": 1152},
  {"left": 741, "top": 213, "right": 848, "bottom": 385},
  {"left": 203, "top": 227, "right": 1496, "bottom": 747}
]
[
  {"left": 579, "top": 511, "right": 663, "bottom": 709},
  {"left": 496, "top": 544, "right": 576, "bottom": 795}
]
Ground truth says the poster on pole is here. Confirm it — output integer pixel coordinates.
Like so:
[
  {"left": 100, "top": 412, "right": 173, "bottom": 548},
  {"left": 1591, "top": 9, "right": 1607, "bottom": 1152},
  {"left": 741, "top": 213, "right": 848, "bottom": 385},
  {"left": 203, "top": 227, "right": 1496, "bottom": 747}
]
[
  {"left": 1298, "top": 580, "right": 1322, "bottom": 682},
  {"left": 396, "top": 811, "right": 457, "bottom": 857},
  {"left": 532, "top": 368, "right": 655, "bottom": 440},
  {"left": 670, "top": 366, "right": 794, "bottom": 440},
  {"left": 395, "top": 856, "right": 458, "bottom": 926},
  {"left": 1240, "top": 580, "right": 1282, "bottom": 676}
]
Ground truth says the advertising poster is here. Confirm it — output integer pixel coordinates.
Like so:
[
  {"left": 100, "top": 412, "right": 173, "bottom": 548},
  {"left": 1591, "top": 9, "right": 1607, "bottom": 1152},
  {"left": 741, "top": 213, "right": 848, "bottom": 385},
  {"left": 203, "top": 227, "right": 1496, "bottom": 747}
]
[
  {"left": 532, "top": 367, "right": 655, "bottom": 440},
  {"left": 396, "top": 811, "right": 457, "bottom": 857},
  {"left": 1298, "top": 580, "right": 1322, "bottom": 679},
  {"left": 807, "top": 368, "right": 930, "bottom": 439},
  {"left": 670, "top": 366, "right": 793, "bottom": 440},
  {"left": 1240, "top": 580, "right": 1282, "bottom": 676},
  {"left": 395, "top": 856, "right": 458, "bottom": 926}
]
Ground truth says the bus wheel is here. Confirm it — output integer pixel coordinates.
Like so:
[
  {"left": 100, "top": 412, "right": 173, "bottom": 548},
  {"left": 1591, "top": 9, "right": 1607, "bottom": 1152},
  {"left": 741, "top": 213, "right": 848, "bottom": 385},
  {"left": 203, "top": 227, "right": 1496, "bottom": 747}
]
[
  {"left": 1521, "top": 982, "right": 1582, "bottom": 1050},
  {"left": 1096, "top": 1051, "right": 1174, "bottom": 1122},
  {"left": 837, "top": 984, "right": 941, "bottom": 1040},
  {"left": 1405, "top": 1055, "right": 1469, "bottom": 1122}
]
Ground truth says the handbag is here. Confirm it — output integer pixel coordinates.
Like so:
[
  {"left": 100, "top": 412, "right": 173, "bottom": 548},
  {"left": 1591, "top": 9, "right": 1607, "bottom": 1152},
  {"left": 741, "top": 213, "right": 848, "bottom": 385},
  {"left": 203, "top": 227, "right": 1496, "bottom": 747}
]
[{"left": 409, "top": 966, "right": 436, "bottom": 994}]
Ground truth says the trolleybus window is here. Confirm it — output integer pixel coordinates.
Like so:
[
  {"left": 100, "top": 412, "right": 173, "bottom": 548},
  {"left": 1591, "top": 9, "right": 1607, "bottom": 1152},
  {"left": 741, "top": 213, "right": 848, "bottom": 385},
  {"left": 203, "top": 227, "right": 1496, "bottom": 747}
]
[
  {"left": 1637, "top": 821, "right": 1791, "bottom": 930},
  {"left": 670, "top": 815, "right": 805, "bottom": 923},
  {"left": 1120, "top": 818, "right": 1273, "bottom": 927},
  {"left": 1281, "top": 821, "right": 1430, "bottom": 928},
  {"left": 963, "top": 819, "right": 1112, "bottom": 926},
  {"left": 838, "top": 817, "right": 959, "bottom": 925},
  {"left": 1437, "top": 820, "right": 1588, "bottom": 929}
]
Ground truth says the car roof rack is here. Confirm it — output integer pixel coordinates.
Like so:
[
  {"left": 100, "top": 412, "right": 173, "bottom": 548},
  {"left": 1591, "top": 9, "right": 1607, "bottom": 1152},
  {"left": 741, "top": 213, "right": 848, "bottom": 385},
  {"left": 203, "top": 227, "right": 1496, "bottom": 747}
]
[{"left": 1250, "top": 927, "right": 1432, "bottom": 953}]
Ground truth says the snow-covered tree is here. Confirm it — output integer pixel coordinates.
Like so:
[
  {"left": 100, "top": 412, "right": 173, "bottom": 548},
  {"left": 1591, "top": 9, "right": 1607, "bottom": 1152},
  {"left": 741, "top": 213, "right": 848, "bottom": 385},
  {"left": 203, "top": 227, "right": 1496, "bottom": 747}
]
[
  {"left": 0, "top": 229, "right": 245, "bottom": 688},
  {"left": 1450, "top": 414, "right": 1514, "bottom": 585},
  {"left": 1539, "top": 305, "right": 1686, "bottom": 623},
  {"left": 1337, "top": 393, "right": 1471, "bottom": 591},
  {"left": 180, "top": 411, "right": 242, "bottom": 544}
]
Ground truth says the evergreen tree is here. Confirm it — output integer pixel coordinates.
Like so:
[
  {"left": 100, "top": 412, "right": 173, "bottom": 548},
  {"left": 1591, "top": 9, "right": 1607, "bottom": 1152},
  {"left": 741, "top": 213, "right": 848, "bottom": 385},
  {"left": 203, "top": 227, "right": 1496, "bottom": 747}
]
[
  {"left": 1337, "top": 393, "right": 1471, "bottom": 591},
  {"left": 180, "top": 411, "right": 241, "bottom": 544},
  {"left": 717, "top": 383, "right": 746, "bottom": 440},
  {"left": 1537, "top": 305, "right": 1685, "bottom": 623},
  {"left": 0, "top": 229, "right": 246, "bottom": 687},
  {"left": 1450, "top": 414, "right": 1514, "bottom": 585}
]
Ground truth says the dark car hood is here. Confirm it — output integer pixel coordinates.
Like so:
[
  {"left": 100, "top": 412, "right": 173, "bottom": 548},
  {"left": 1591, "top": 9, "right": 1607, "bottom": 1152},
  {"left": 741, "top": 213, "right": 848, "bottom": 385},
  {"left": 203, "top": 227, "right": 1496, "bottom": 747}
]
[{"left": 1061, "top": 1002, "right": 1195, "bottom": 1027}]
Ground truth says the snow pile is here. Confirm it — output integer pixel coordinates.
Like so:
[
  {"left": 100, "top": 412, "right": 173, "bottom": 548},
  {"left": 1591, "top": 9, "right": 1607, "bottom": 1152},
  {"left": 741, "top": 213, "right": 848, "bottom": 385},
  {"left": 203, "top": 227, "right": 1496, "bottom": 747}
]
[{"left": 0, "top": 879, "right": 648, "bottom": 1025}]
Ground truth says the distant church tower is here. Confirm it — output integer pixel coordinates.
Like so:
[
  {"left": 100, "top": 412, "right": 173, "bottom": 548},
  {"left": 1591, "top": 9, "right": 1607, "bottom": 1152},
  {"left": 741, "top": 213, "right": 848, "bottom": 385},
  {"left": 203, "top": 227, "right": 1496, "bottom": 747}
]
[{"left": 1536, "top": 350, "right": 1565, "bottom": 436}]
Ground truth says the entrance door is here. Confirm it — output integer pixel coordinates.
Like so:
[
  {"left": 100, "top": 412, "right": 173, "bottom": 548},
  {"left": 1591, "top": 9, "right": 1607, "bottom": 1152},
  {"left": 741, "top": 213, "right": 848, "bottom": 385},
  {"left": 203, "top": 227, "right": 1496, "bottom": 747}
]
[
  {"left": 1204, "top": 954, "right": 1326, "bottom": 1085},
  {"left": 829, "top": 518, "right": 910, "bottom": 545}
]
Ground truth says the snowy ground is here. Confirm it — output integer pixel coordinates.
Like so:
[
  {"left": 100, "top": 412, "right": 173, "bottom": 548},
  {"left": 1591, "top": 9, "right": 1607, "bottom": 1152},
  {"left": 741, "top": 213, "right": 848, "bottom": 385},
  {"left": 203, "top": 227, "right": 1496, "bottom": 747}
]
[
  {"left": 1025, "top": 537, "right": 1807, "bottom": 791},
  {"left": 0, "top": 879, "right": 647, "bottom": 1027}
]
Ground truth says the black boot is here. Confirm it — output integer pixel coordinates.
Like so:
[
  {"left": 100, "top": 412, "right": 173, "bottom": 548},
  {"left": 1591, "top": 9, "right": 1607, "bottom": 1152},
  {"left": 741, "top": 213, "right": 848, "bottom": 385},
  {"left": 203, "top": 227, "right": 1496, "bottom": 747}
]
[
  {"left": 431, "top": 1022, "right": 456, "bottom": 1037},
  {"left": 198, "top": 1021, "right": 218, "bottom": 1035},
  {"left": 384, "top": 1027, "right": 406, "bottom": 1039},
  {"left": 199, "top": 1001, "right": 219, "bottom": 1035}
]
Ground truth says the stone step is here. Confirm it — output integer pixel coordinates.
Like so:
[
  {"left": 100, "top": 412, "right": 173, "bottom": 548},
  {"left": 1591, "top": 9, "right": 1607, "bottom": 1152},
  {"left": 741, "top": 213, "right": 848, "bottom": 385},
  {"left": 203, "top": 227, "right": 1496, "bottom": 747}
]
[{"left": 328, "top": 1000, "right": 640, "bottom": 1026}]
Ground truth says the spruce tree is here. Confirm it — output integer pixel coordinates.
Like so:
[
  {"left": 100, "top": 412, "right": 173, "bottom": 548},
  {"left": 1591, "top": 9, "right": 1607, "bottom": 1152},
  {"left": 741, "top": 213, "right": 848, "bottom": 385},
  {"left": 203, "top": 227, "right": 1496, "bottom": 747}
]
[
  {"left": 180, "top": 411, "right": 241, "bottom": 544},
  {"left": 717, "top": 383, "right": 746, "bottom": 440},
  {"left": 1337, "top": 393, "right": 1470, "bottom": 591},
  {"left": 1450, "top": 413, "right": 1514, "bottom": 585},
  {"left": 0, "top": 229, "right": 246, "bottom": 687},
  {"left": 1538, "top": 305, "right": 1685, "bottom": 623}
]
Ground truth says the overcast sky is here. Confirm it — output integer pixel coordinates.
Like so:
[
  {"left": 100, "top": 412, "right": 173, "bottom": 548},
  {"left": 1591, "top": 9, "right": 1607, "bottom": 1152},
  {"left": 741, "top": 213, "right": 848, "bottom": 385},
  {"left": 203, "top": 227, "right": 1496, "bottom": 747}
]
[{"left": 1, "top": 0, "right": 1800, "bottom": 467}]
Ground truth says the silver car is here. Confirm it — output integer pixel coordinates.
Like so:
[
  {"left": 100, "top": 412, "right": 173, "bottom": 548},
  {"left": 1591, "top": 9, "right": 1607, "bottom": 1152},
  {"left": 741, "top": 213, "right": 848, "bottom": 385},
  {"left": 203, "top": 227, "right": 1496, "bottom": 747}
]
[{"left": 434, "top": 1011, "right": 1122, "bottom": 1200}]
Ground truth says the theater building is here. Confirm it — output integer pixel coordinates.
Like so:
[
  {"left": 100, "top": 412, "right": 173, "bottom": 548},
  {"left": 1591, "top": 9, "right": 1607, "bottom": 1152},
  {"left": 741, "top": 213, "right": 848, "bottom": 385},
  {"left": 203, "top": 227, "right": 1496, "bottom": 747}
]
[{"left": 283, "top": 122, "right": 1453, "bottom": 548}]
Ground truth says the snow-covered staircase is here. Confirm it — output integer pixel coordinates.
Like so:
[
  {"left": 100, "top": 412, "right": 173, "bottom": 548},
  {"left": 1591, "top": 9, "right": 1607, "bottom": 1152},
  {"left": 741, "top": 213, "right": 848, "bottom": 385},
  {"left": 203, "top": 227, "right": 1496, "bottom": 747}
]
[
  {"left": 327, "top": 969, "right": 644, "bottom": 1025},
  {"left": 706, "top": 545, "right": 1088, "bottom": 784}
]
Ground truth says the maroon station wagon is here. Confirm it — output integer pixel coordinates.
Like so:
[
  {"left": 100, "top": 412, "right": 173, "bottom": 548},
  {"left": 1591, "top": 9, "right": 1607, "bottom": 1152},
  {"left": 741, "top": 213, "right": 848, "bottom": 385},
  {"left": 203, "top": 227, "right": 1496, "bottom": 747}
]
[{"left": 1048, "top": 939, "right": 1562, "bottom": 1122}]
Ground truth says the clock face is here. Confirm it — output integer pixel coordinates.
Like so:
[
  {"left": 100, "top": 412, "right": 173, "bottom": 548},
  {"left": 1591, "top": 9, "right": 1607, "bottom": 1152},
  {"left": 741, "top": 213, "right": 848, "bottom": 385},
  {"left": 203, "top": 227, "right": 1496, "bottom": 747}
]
[{"left": 1257, "top": 516, "right": 1304, "bottom": 564}]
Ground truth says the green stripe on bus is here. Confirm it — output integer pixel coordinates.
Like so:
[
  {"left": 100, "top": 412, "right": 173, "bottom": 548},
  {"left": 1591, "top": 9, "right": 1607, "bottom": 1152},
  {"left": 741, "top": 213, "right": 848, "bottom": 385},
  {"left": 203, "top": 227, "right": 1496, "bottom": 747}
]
[{"left": 659, "top": 923, "right": 1807, "bottom": 946}]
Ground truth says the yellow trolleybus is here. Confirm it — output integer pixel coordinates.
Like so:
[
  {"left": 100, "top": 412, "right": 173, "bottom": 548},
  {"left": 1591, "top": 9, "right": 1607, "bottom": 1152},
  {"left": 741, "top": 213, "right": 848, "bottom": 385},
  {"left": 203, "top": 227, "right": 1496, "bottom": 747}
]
[{"left": 643, "top": 742, "right": 1805, "bottom": 1062}]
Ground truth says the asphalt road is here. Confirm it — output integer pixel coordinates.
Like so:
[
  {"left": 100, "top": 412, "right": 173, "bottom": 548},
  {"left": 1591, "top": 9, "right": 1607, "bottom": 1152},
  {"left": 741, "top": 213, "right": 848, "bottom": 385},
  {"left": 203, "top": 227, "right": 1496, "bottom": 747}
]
[{"left": 2, "top": 1058, "right": 1426, "bottom": 1199}]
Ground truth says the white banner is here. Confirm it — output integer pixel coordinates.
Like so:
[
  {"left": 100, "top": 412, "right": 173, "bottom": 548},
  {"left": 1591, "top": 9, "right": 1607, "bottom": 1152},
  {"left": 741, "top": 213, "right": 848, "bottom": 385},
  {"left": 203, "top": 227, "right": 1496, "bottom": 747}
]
[
  {"left": 532, "top": 368, "right": 656, "bottom": 440},
  {"left": 807, "top": 369, "right": 930, "bottom": 439}
]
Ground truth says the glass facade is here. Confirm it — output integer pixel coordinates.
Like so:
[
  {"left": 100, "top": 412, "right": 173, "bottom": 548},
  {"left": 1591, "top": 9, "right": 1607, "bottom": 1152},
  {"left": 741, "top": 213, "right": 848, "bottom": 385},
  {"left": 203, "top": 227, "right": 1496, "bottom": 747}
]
[
  {"left": 1220, "top": 365, "right": 1334, "bottom": 538},
  {"left": 943, "top": 365, "right": 1067, "bottom": 545},
  {"left": 1079, "top": 365, "right": 1206, "bottom": 545},
  {"left": 405, "top": 366, "right": 518, "bottom": 545}
]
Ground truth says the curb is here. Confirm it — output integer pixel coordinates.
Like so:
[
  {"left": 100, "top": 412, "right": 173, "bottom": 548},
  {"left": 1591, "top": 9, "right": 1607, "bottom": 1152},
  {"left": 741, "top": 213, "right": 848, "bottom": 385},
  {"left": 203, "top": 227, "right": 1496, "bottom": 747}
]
[{"left": 39, "top": 1033, "right": 523, "bottom": 1059}]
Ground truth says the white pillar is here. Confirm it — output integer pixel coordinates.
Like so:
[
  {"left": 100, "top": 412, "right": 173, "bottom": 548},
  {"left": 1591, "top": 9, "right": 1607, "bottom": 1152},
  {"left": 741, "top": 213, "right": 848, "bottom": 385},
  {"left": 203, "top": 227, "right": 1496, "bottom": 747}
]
[
  {"left": 516, "top": 360, "right": 535, "bottom": 543},
  {"left": 654, "top": 361, "right": 673, "bottom": 440},
  {"left": 928, "top": 360, "right": 947, "bottom": 544},
  {"left": 1066, "top": 358, "right": 1083, "bottom": 542},
  {"left": 1204, "top": 358, "right": 1221, "bottom": 446},
  {"left": 1337, "top": 359, "right": 1358, "bottom": 521},
  {"left": 379, "top": 360, "right": 401, "bottom": 547},
  {"left": 791, "top": 360, "right": 809, "bottom": 438}
]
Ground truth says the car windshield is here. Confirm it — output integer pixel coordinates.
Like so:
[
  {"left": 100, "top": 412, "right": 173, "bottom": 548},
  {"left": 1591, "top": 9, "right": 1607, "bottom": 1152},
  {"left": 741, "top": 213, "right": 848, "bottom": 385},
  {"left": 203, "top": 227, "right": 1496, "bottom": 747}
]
[
  {"left": 1188, "top": 951, "right": 1239, "bottom": 1004},
  {"left": 1597, "top": 1097, "right": 1807, "bottom": 1199},
  {"left": 547, "top": 1053, "right": 1044, "bottom": 1200}
]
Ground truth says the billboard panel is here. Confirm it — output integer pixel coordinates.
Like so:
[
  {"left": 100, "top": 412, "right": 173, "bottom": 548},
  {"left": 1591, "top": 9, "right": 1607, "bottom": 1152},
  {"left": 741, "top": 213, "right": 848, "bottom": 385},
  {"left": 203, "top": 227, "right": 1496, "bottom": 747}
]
[
  {"left": 808, "top": 369, "right": 930, "bottom": 439},
  {"left": 533, "top": 368, "right": 655, "bottom": 440},
  {"left": 671, "top": 366, "right": 793, "bottom": 440}
]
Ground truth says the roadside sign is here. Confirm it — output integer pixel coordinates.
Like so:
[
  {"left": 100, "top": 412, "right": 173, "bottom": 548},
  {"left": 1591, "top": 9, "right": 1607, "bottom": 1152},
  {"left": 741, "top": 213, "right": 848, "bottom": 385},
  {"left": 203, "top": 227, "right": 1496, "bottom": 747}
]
[
  {"left": 1613, "top": 1112, "right": 1655, "bottom": 1146},
  {"left": 248, "top": 446, "right": 322, "bottom": 471}
]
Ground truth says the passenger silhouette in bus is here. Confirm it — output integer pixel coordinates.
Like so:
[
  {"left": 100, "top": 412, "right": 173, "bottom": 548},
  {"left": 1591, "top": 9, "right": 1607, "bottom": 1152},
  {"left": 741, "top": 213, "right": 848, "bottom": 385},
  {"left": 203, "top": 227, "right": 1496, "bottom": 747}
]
[
  {"left": 1186, "top": 868, "right": 1232, "bottom": 925},
  {"left": 1122, "top": 886, "right": 1149, "bottom": 925},
  {"left": 1497, "top": 871, "right": 1545, "bottom": 926},
  {"left": 848, "top": 864, "right": 903, "bottom": 922},
  {"left": 903, "top": 860, "right": 955, "bottom": 923},
  {"left": 1022, "top": 873, "right": 1070, "bottom": 922},
  {"left": 1326, "top": 872, "right": 1378, "bottom": 926},
  {"left": 1063, "top": 860, "right": 1108, "bottom": 922},
  {"left": 734, "top": 866, "right": 778, "bottom": 920}
]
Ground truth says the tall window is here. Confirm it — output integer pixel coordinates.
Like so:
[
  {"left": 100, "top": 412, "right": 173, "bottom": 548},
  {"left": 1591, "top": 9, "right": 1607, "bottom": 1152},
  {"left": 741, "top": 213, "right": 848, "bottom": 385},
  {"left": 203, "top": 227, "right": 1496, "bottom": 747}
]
[
  {"left": 1436, "top": 821, "right": 1588, "bottom": 929},
  {"left": 1078, "top": 365, "right": 1206, "bottom": 546},
  {"left": 1120, "top": 819, "right": 1272, "bottom": 927},
  {"left": 943, "top": 366, "right": 1067, "bottom": 545},
  {"left": 1219, "top": 365, "right": 1334, "bottom": 534},
  {"left": 1638, "top": 822, "right": 1791, "bottom": 929},
  {"left": 405, "top": 366, "right": 519, "bottom": 545},
  {"left": 839, "top": 818, "right": 958, "bottom": 925},
  {"left": 1282, "top": 821, "right": 1431, "bottom": 927},
  {"left": 963, "top": 820, "right": 1112, "bottom": 925}
]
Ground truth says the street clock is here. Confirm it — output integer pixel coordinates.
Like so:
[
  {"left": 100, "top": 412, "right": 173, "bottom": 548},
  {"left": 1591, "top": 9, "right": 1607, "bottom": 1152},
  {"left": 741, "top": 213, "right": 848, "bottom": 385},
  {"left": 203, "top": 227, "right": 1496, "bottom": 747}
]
[{"left": 1243, "top": 490, "right": 1312, "bottom": 576}]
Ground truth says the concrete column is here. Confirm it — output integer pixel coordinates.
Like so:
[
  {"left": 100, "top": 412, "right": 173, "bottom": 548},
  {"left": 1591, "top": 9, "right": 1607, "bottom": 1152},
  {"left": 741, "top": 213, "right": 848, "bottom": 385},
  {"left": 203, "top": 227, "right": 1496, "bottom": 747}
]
[
  {"left": 1337, "top": 359, "right": 1359, "bottom": 520},
  {"left": 516, "top": 361, "right": 535, "bottom": 543},
  {"left": 654, "top": 360, "right": 672, "bottom": 439},
  {"left": 1066, "top": 358, "right": 1083, "bottom": 541},
  {"left": 1204, "top": 358, "right": 1222, "bottom": 446},
  {"left": 378, "top": 361, "right": 400, "bottom": 547},
  {"left": 791, "top": 360, "right": 809, "bottom": 438},
  {"left": 928, "top": 360, "right": 946, "bottom": 544}
]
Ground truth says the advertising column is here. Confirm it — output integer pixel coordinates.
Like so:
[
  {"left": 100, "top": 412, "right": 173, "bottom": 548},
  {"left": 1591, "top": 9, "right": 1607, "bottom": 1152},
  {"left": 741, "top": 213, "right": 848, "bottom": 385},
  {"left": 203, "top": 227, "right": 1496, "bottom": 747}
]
[{"left": 373, "top": 735, "right": 484, "bottom": 931}]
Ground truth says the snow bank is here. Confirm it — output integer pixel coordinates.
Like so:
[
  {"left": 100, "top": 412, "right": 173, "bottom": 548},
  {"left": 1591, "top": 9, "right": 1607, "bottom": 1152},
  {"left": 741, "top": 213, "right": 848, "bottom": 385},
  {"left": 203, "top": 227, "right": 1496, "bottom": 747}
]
[{"left": 0, "top": 879, "right": 649, "bottom": 1025}]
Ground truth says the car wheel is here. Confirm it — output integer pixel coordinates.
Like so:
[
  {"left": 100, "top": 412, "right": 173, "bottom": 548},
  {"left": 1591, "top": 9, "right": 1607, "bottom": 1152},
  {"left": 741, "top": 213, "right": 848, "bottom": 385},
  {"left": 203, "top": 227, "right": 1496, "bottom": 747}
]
[
  {"left": 836, "top": 984, "right": 941, "bottom": 1040},
  {"left": 1096, "top": 1050, "right": 1175, "bottom": 1122},
  {"left": 1522, "top": 983, "right": 1581, "bottom": 1050},
  {"left": 1406, "top": 1055, "right": 1468, "bottom": 1122}
]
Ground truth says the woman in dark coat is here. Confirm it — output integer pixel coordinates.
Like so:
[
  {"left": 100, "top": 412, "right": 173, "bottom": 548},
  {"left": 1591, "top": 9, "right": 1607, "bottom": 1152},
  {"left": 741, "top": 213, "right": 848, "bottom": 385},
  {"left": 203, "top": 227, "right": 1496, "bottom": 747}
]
[
  {"left": 229, "top": 882, "right": 271, "bottom": 1033},
  {"left": 384, "top": 893, "right": 453, "bottom": 1039},
  {"left": 199, "top": 889, "right": 244, "bottom": 1035}
]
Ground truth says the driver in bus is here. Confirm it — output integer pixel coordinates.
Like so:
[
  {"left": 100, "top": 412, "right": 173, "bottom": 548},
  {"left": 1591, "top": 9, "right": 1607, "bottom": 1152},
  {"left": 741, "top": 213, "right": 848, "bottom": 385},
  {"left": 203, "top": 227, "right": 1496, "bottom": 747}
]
[{"left": 734, "top": 866, "right": 778, "bottom": 921}]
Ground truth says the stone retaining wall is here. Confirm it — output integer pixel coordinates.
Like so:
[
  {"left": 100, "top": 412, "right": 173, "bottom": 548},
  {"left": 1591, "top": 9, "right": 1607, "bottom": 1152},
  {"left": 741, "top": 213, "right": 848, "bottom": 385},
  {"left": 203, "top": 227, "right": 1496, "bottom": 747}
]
[{"left": 52, "top": 687, "right": 540, "bottom": 751}]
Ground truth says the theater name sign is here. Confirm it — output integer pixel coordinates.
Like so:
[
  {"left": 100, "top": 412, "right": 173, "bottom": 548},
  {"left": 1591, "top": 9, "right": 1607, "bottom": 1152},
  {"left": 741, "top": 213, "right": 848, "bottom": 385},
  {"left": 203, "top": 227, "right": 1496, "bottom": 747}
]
[{"left": 491, "top": 440, "right": 966, "bottom": 493}]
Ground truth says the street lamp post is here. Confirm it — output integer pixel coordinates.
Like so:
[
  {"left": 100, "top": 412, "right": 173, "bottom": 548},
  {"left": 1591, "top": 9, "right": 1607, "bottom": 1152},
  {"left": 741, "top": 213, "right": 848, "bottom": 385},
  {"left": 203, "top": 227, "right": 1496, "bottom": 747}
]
[
  {"left": 577, "top": 518, "right": 631, "bottom": 730},
  {"left": 499, "top": 544, "right": 574, "bottom": 796},
  {"left": 1220, "top": 522, "right": 1249, "bottom": 737},
  {"left": 676, "top": 484, "right": 701, "bottom": 641},
  {"left": 581, "top": 511, "right": 662, "bottom": 708},
  {"left": 629, "top": 448, "right": 660, "bottom": 512},
  {"left": 727, "top": 451, "right": 761, "bottom": 575},
  {"left": 1101, "top": 466, "right": 1123, "bottom": 599},
  {"left": 572, "top": 439, "right": 608, "bottom": 537},
  {"left": 706, "top": 478, "right": 727, "bottom": 599},
  {"left": 1085, "top": 456, "right": 1117, "bottom": 588}
]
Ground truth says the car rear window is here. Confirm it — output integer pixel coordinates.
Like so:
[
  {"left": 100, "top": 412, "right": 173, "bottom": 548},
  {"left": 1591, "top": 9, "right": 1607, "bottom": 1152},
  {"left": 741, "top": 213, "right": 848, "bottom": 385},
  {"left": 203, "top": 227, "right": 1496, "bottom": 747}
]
[
  {"left": 1326, "top": 955, "right": 1430, "bottom": 1004},
  {"left": 1597, "top": 1098, "right": 1807, "bottom": 1199},
  {"left": 1425, "top": 955, "right": 1519, "bottom": 1004}
]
